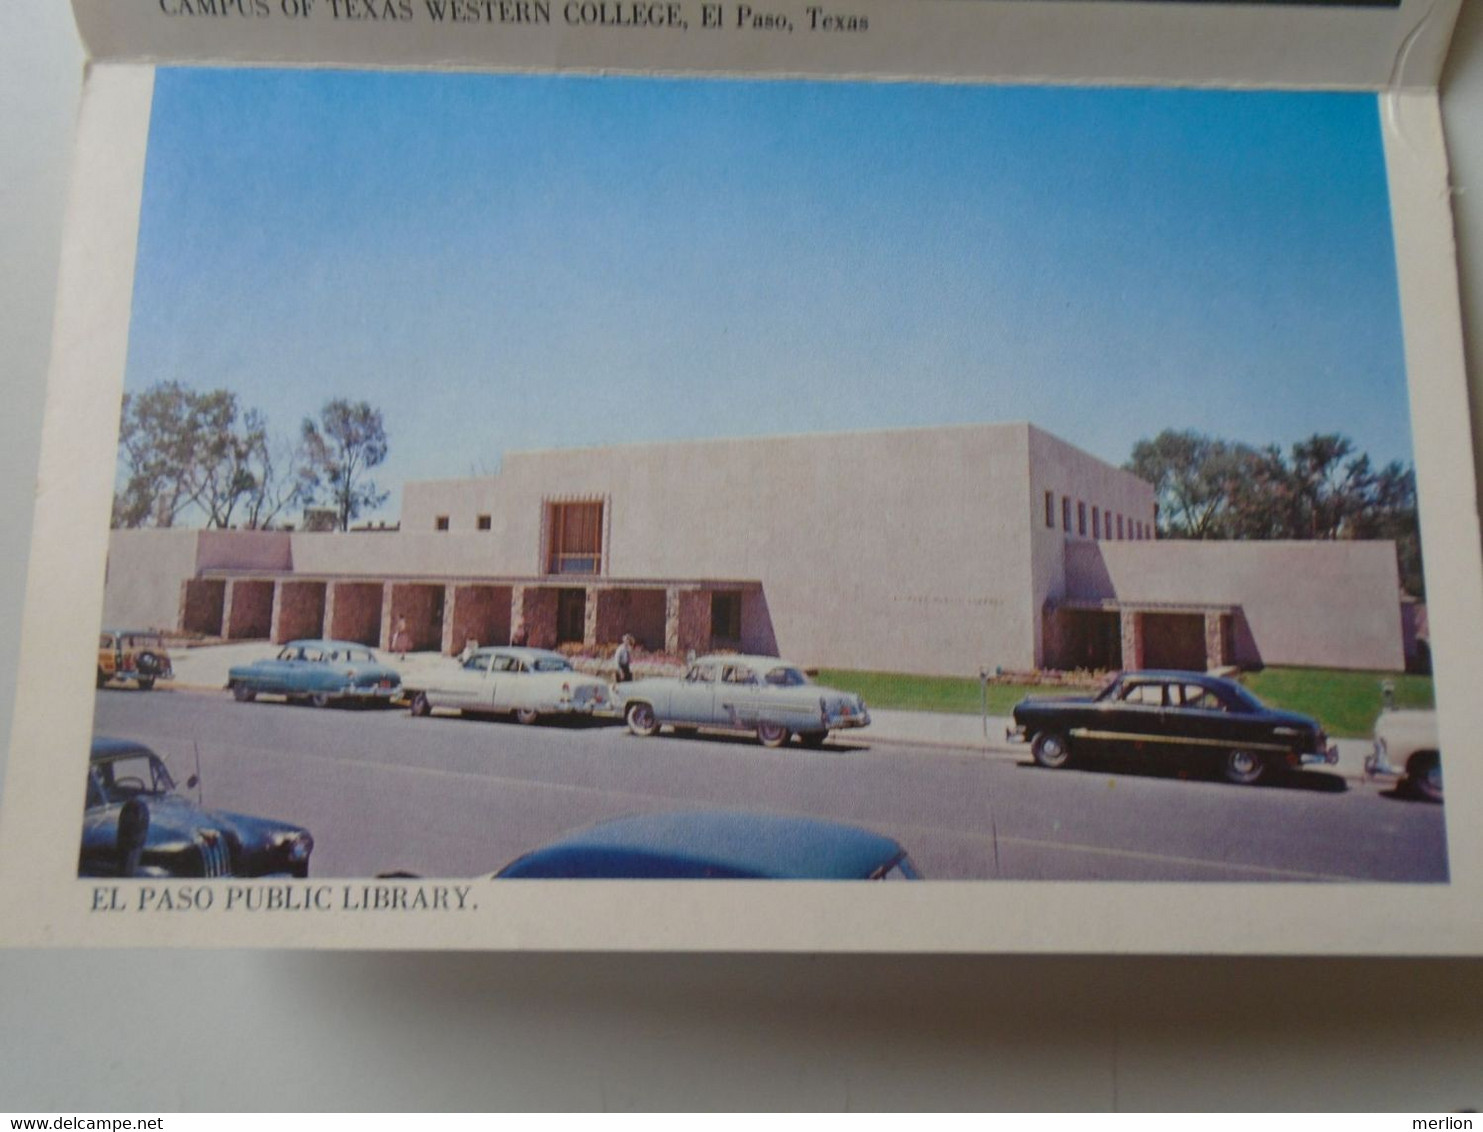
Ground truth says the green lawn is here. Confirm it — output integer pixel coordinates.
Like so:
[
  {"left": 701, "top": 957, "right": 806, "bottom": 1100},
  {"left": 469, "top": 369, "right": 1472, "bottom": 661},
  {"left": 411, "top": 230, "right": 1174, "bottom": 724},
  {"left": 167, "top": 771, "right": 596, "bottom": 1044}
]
[
  {"left": 816, "top": 666, "right": 1433, "bottom": 739},
  {"left": 1235, "top": 667, "right": 1433, "bottom": 738},
  {"left": 815, "top": 669, "right": 1097, "bottom": 718}
]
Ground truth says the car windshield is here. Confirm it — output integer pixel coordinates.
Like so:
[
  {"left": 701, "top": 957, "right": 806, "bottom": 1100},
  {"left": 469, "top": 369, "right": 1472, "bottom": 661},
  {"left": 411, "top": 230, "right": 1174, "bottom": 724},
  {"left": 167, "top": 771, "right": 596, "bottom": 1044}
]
[
  {"left": 89, "top": 753, "right": 176, "bottom": 806},
  {"left": 763, "top": 667, "right": 809, "bottom": 687},
  {"left": 1221, "top": 683, "right": 1264, "bottom": 713},
  {"left": 872, "top": 853, "right": 921, "bottom": 880},
  {"left": 533, "top": 657, "right": 572, "bottom": 672}
]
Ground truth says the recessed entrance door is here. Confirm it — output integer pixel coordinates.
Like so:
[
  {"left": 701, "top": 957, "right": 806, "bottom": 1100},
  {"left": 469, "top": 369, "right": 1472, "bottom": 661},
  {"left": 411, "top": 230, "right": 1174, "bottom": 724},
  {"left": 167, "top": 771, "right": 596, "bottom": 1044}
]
[
  {"left": 555, "top": 588, "right": 587, "bottom": 645},
  {"left": 1141, "top": 613, "right": 1207, "bottom": 671}
]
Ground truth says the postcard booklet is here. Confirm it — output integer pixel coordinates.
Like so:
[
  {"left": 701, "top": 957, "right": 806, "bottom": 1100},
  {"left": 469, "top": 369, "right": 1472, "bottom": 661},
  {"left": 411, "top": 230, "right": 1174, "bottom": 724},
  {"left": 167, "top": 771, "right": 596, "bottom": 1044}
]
[{"left": 2, "top": 0, "right": 1480, "bottom": 952}]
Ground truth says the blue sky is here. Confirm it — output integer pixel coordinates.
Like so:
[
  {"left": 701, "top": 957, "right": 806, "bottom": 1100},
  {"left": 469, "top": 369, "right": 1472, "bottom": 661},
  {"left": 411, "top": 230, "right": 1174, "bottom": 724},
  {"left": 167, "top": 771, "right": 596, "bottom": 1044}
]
[{"left": 125, "top": 69, "right": 1409, "bottom": 516}]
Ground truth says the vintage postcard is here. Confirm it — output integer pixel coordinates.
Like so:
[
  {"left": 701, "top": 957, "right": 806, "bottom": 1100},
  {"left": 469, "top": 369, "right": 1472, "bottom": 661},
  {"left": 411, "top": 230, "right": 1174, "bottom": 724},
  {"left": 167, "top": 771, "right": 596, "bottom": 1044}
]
[{"left": 1, "top": 0, "right": 1480, "bottom": 950}]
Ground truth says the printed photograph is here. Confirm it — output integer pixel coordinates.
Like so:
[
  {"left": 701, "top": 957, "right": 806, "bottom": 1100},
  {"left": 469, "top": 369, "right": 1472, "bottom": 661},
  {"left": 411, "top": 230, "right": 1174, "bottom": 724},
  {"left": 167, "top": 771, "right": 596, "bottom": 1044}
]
[{"left": 85, "top": 68, "right": 1446, "bottom": 883}]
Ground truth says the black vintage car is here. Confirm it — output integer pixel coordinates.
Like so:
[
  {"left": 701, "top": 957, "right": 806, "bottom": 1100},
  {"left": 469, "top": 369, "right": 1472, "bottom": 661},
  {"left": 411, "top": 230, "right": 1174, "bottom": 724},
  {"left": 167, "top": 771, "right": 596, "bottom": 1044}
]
[
  {"left": 81, "top": 737, "right": 314, "bottom": 877},
  {"left": 1009, "top": 671, "right": 1338, "bottom": 786}
]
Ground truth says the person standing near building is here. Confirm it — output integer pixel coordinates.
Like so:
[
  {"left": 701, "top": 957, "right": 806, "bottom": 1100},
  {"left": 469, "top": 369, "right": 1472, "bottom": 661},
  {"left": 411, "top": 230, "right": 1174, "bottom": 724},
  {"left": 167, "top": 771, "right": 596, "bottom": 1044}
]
[
  {"left": 615, "top": 634, "right": 634, "bottom": 683},
  {"left": 393, "top": 615, "right": 410, "bottom": 659}
]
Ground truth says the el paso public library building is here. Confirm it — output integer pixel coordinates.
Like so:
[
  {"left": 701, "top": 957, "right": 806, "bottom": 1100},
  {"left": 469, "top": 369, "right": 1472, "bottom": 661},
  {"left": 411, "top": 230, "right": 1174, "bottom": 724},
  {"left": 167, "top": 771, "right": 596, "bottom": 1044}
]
[{"left": 102, "top": 423, "right": 1418, "bottom": 677}]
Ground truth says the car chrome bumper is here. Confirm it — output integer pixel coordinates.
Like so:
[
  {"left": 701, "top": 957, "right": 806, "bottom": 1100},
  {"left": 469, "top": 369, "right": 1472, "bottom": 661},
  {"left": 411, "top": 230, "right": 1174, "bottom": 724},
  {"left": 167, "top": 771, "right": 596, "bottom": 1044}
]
[
  {"left": 344, "top": 685, "right": 402, "bottom": 700},
  {"left": 1006, "top": 725, "right": 1028, "bottom": 744},
  {"left": 553, "top": 700, "right": 609, "bottom": 714},
  {"left": 1299, "top": 743, "right": 1340, "bottom": 767}
]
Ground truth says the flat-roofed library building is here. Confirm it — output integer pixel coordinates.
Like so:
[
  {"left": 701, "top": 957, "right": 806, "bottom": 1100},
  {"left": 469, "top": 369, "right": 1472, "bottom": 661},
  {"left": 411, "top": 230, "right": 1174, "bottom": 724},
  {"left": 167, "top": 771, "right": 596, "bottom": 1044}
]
[{"left": 103, "top": 423, "right": 1418, "bottom": 676}]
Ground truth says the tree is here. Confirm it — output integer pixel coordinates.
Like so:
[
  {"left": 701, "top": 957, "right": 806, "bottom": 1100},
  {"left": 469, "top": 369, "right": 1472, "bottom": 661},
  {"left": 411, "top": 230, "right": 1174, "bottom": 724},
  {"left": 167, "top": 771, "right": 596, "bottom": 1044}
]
[
  {"left": 1125, "top": 428, "right": 1424, "bottom": 597},
  {"left": 113, "top": 383, "right": 295, "bottom": 529},
  {"left": 298, "top": 399, "right": 390, "bottom": 531},
  {"left": 1125, "top": 429, "right": 1253, "bottom": 539}
]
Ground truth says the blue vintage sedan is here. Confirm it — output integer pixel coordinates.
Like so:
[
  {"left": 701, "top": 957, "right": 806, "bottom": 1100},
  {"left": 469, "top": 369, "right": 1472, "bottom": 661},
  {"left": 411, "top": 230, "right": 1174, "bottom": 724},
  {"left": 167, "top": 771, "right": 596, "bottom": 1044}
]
[
  {"left": 227, "top": 639, "right": 402, "bottom": 708},
  {"left": 496, "top": 810, "right": 921, "bottom": 879},
  {"left": 82, "top": 737, "right": 313, "bottom": 878}
]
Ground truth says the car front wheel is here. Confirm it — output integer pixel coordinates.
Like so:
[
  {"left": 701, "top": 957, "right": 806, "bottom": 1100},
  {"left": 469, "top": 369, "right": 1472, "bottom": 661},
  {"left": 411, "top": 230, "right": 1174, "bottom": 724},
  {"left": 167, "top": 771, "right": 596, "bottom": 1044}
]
[
  {"left": 409, "top": 692, "right": 431, "bottom": 717},
  {"left": 757, "top": 721, "right": 790, "bottom": 748},
  {"left": 310, "top": 692, "right": 333, "bottom": 709},
  {"left": 1223, "top": 748, "right": 1266, "bottom": 785},
  {"left": 136, "top": 677, "right": 155, "bottom": 691},
  {"left": 232, "top": 682, "right": 256, "bottom": 703},
  {"left": 1409, "top": 752, "right": 1443, "bottom": 802},
  {"left": 515, "top": 707, "right": 540, "bottom": 726},
  {"left": 626, "top": 702, "right": 660, "bottom": 738},
  {"left": 1031, "top": 731, "right": 1073, "bottom": 769}
]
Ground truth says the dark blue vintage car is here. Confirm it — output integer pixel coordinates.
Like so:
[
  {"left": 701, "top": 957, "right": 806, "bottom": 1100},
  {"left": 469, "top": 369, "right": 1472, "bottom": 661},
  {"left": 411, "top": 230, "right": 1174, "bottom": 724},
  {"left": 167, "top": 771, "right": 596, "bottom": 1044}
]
[
  {"left": 1010, "top": 670, "right": 1338, "bottom": 786},
  {"left": 81, "top": 737, "right": 314, "bottom": 878},
  {"left": 496, "top": 810, "right": 921, "bottom": 879},
  {"left": 227, "top": 639, "right": 401, "bottom": 707}
]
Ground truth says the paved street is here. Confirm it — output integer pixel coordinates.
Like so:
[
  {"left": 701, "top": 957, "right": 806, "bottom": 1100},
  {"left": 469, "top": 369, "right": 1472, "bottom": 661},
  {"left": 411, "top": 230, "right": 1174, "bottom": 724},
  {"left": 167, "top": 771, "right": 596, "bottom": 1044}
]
[{"left": 92, "top": 687, "right": 1449, "bottom": 882}]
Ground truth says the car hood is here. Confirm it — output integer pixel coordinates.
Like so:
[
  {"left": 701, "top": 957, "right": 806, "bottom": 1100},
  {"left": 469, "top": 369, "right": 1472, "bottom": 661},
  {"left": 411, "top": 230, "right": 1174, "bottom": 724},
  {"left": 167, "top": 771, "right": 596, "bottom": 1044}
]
[
  {"left": 1260, "top": 707, "right": 1323, "bottom": 732},
  {"left": 83, "top": 794, "right": 307, "bottom": 855}
]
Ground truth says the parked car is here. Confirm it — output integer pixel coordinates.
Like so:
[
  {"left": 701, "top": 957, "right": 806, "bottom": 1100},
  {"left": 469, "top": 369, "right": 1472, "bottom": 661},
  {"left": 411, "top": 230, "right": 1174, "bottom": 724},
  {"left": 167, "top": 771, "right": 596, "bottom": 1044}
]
[
  {"left": 1009, "top": 669, "right": 1338, "bottom": 785},
  {"left": 404, "top": 646, "right": 610, "bottom": 724},
  {"left": 81, "top": 737, "right": 313, "bottom": 877},
  {"left": 97, "top": 629, "right": 173, "bottom": 690},
  {"left": 1366, "top": 708, "right": 1442, "bottom": 802},
  {"left": 612, "top": 654, "right": 870, "bottom": 747},
  {"left": 496, "top": 810, "right": 920, "bottom": 879},
  {"left": 227, "top": 639, "right": 401, "bottom": 707}
]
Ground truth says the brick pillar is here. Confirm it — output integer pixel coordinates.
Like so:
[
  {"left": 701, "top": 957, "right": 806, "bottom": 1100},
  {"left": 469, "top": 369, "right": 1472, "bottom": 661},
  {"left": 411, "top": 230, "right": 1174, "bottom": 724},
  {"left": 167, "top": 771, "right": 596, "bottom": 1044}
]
[
  {"left": 1204, "top": 612, "right": 1226, "bottom": 670},
  {"left": 269, "top": 581, "right": 286, "bottom": 644},
  {"left": 379, "top": 586, "right": 395, "bottom": 651},
  {"left": 222, "top": 580, "right": 240, "bottom": 639},
  {"left": 511, "top": 586, "right": 527, "bottom": 646},
  {"left": 584, "top": 585, "right": 601, "bottom": 648},
  {"left": 664, "top": 587, "right": 682, "bottom": 655},
  {"left": 440, "top": 584, "right": 456, "bottom": 655},
  {"left": 1119, "top": 611, "right": 1144, "bottom": 671},
  {"left": 664, "top": 587, "right": 712, "bottom": 658}
]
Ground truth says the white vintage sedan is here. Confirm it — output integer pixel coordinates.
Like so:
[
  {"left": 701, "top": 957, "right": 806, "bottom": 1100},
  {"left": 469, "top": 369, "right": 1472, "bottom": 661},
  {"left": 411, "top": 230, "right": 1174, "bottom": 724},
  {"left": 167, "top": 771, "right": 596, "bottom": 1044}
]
[
  {"left": 613, "top": 654, "right": 870, "bottom": 748},
  {"left": 404, "top": 647, "right": 611, "bottom": 725}
]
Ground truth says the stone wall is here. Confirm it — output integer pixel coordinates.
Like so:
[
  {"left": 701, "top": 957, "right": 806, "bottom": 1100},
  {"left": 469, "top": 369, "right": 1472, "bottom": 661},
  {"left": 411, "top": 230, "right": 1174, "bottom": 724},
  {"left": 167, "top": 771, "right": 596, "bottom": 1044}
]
[
  {"left": 180, "top": 578, "right": 225, "bottom": 637},
  {"left": 327, "top": 581, "right": 384, "bottom": 647},
  {"left": 225, "top": 580, "right": 274, "bottom": 640},
  {"left": 445, "top": 584, "right": 513, "bottom": 655},
  {"left": 273, "top": 581, "right": 326, "bottom": 644}
]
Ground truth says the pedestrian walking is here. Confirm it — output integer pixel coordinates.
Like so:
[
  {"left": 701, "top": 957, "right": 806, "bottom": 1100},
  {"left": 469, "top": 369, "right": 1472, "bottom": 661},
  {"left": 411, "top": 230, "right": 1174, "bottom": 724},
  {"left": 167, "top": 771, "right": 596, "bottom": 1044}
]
[{"left": 615, "top": 634, "right": 635, "bottom": 683}]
